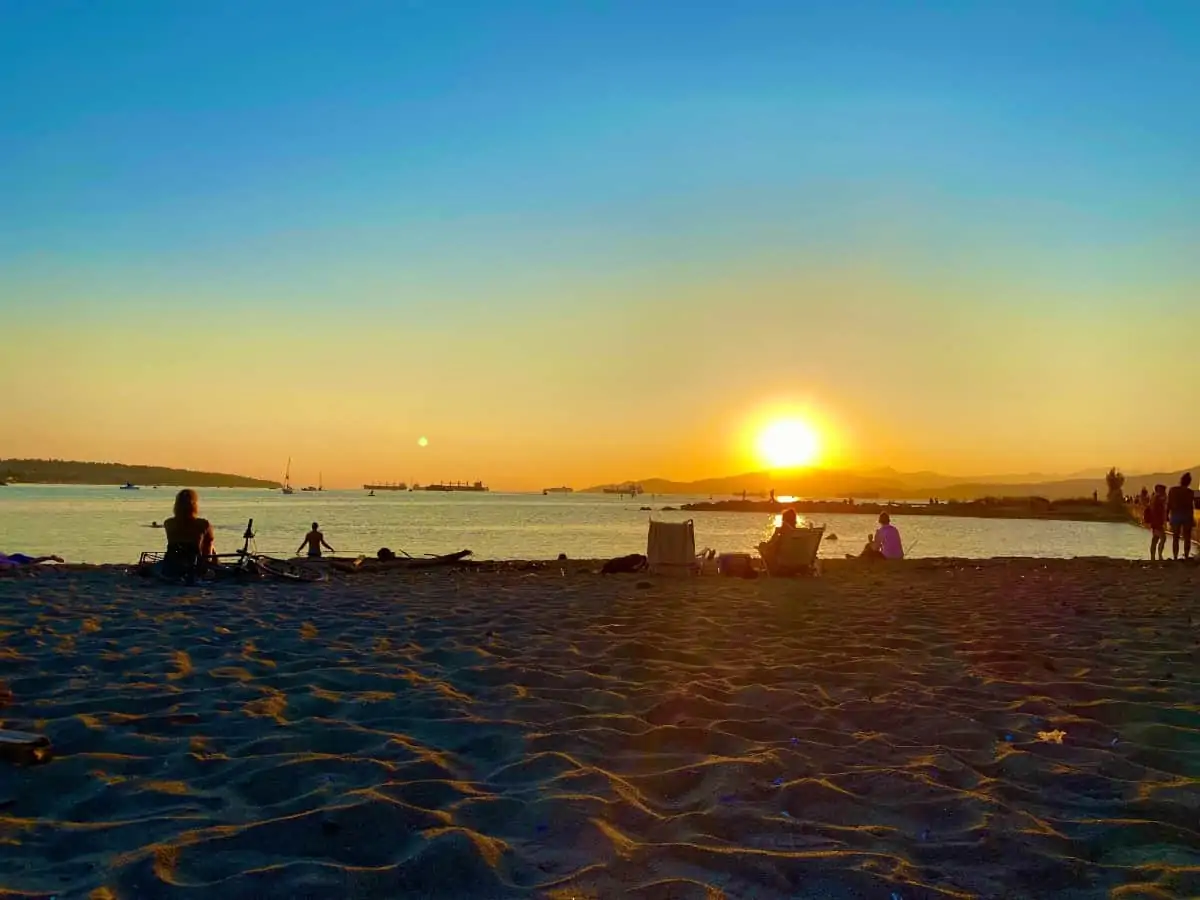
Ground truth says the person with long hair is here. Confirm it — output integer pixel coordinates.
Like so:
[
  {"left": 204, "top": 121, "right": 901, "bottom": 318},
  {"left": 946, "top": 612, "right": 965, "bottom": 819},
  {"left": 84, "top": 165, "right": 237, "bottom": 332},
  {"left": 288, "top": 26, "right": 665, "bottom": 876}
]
[
  {"left": 163, "top": 489, "right": 215, "bottom": 569},
  {"left": 757, "top": 507, "right": 799, "bottom": 565}
]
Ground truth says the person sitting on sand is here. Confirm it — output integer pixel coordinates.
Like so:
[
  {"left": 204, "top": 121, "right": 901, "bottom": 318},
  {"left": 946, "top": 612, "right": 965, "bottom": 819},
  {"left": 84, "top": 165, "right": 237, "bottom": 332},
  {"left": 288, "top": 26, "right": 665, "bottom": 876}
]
[
  {"left": 859, "top": 513, "right": 904, "bottom": 560},
  {"left": 1167, "top": 473, "right": 1195, "bottom": 560},
  {"left": 298, "top": 522, "right": 334, "bottom": 559},
  {"left": 0, "top": 552, "right": 65, "bottom": 571},
  {"left": 162, "top": 489, "right": 215, "bottom": 575},
  {"left": 1144, "top": 484, "right": 1167, "bottom": 561}
]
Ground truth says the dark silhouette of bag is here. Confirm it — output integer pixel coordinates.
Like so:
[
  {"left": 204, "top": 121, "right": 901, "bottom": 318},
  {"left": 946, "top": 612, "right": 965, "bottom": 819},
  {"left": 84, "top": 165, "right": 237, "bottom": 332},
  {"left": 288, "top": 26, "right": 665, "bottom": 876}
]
[{"left": 601, "top": 554, "right": 648, "bottom": 575}]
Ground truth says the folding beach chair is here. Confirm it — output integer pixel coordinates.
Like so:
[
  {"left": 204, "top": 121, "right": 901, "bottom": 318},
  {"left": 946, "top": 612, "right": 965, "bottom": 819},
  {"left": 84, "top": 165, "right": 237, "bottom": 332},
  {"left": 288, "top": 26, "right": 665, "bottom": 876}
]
[
  {"left": 646, "top": 519, "right": 699, "bottom": 576},
  {"left": 759, "top": 526, "right": 825, "bottom": 576}
]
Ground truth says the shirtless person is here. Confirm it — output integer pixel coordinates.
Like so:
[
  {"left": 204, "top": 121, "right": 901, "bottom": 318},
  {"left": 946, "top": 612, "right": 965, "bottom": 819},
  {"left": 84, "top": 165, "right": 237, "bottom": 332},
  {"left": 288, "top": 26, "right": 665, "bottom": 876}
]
[
  {"left": 298, "top": 522, "right": 335, "bottom": 558},
  {"left": 1166, "top": 473, "right": 1195, "bottom": 560}
]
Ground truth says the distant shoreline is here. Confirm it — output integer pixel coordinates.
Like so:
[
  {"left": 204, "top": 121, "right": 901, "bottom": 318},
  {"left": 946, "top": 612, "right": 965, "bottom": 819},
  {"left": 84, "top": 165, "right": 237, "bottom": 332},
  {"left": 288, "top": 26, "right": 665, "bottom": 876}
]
[
  {"left": 2, "top": 480, "right": 278, "bottom": 489},
  {"left": 680, "top": 498, "right": 1137, "bottom": 524},
  {"left": 1, "top": 458, "right": 278, "bottom": 490}
]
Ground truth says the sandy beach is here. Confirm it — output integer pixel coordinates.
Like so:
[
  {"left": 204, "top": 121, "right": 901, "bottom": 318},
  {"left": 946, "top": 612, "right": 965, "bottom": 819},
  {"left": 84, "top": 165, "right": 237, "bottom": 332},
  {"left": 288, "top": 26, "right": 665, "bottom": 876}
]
[{"left": 1, "top": 559, "right": 1198, "bottom": 899}]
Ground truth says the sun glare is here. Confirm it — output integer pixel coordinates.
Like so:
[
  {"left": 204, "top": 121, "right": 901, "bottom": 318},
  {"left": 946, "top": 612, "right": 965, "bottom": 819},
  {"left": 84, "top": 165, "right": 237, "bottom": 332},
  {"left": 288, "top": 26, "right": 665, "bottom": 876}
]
[{"left": 758, "top": 418, "right": 821, "bottom": 469}]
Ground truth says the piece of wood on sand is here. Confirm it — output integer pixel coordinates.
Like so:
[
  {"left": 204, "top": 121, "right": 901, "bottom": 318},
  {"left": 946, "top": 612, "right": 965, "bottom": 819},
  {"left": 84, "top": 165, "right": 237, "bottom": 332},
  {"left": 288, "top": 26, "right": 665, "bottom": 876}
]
[{"left": 0, "top": 729, "right": 53, "bottom": 766}]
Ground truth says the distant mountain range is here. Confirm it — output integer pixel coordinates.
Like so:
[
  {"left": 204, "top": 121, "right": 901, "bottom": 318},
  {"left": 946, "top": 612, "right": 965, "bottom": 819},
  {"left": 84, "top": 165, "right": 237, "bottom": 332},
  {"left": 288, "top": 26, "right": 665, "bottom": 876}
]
[
  {"left": 0, "top": 459, "right": 279, "bottom": 489},
  {"left": 586, "top": 465, "right": 1196, "bottom": 501}
]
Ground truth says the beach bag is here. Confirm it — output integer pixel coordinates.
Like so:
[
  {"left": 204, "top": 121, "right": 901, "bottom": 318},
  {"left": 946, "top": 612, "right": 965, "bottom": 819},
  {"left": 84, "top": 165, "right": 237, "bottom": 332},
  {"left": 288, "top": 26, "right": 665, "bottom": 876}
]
[{"left": 601, "top": 553, "right": 648, "bottom": 575}]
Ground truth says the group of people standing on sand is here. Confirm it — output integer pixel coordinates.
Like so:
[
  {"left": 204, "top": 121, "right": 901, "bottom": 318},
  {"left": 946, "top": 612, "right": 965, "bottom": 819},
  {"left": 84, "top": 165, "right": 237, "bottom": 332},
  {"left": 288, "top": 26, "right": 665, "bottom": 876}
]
[{"left": 1141, "top": 473, "right": 1196, "bottom": 561}]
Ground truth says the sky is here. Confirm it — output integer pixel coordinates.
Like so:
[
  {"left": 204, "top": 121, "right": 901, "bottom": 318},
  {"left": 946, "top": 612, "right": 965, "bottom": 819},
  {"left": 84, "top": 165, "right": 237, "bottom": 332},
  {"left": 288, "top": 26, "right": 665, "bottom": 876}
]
[{"left": 2, "top": 0, "right": 1198, "bottom": 489}]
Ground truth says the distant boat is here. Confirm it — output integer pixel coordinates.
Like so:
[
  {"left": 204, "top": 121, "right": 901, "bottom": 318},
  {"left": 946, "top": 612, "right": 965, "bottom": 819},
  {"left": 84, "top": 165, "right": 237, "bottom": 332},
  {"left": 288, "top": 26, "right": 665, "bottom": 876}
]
[
  {"left": 367, "top": 489, "right": 376, "bottom": 497},
  {"left": 603, "top": 482, "right": 643, "bottom": 495},
  {"left": 281, "top": 458, "right": 295, "bottom": 494},
  {"left": 418, "top": 481, "right": 489, "bottom": 492},
  {"left": 120, "top": 482, "right": 140, "bottom": 490},
  {"left": 543, "top": 486, "right": 574, "bottom": 495},
  {"left": 364, "top": 481, "right": 407, "bottom": 491}
]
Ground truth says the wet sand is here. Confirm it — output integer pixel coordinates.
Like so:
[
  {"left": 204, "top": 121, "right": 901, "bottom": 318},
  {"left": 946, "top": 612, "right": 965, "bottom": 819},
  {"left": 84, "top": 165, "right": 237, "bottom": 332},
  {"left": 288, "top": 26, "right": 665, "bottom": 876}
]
[{"left": 1, "top": 559, "right": 1198, "bottom": 898}]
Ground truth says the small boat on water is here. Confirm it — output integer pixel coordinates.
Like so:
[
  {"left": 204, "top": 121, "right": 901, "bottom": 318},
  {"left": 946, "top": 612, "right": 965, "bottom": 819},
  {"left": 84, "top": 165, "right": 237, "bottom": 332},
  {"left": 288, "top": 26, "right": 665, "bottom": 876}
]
[
  {"left": 281, "top": 458, "right": 295, "bottom": 495},
  {"left": 120, "top": 482, "right": 140, "bottom": 490},
  {"left": 301, "top": 472, "right": 324, "bottom": 492},
  {"left": 367, "top": 490, "right": 376, "bottom": 497}
]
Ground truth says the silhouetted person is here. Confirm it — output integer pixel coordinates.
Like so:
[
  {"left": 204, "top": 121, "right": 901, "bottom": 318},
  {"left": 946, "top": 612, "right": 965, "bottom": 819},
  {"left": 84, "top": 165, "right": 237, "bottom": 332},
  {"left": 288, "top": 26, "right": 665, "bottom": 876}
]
[
  {"left": 758, "top": 508, "right": 798, "bottom": 567},
  {"left": 1144, "top": 484, "right": 1167, "bottom": 561},
  {"left": 1167, "top": 474, "right": 1195, "bottom": 560},
  {"left": 860, "top": 513, "right": 904, "bottom": 560},
  {"left": 0, "top": 553, "right": 64, "bottom": 570},
  {"left": 298, "top": 522, "right": 334, "bottom": 558},
  {"left": 163, "top": 489, "right": 215, "bottom": 575}
]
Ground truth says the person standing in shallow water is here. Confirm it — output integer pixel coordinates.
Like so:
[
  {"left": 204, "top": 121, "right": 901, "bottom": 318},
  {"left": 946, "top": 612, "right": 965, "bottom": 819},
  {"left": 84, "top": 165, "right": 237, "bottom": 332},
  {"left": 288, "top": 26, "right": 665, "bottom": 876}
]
[
  {"left": 298, "top": 522, "right": 335, "bottom": 559},
  {"left": 1144, "top": 484, "right": 1167, "bottom": 561},
  {"left": 1166, "top": 473, "right": 1195, "bottom": 560}
]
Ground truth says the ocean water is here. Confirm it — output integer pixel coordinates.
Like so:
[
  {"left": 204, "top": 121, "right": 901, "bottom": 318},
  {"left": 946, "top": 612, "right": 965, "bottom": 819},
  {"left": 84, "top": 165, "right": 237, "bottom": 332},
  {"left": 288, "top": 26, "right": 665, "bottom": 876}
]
[{"left": 0, "top": 484, "right": 1152, "bottom": 564}]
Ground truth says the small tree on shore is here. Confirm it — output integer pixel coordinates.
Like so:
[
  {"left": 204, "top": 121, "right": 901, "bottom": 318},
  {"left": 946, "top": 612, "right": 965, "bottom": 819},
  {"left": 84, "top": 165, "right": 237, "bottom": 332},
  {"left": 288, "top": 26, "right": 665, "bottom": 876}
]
[{"left": 1105, "top": 467, "right": 1125, "bottom": 506}]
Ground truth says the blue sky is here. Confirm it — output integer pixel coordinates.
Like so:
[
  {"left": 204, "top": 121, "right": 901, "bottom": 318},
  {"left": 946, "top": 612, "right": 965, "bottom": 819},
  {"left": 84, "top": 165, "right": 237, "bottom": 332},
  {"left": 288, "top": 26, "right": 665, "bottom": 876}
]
[{"left": 2, "top": 1, "right": 1198, "bottom": 486}]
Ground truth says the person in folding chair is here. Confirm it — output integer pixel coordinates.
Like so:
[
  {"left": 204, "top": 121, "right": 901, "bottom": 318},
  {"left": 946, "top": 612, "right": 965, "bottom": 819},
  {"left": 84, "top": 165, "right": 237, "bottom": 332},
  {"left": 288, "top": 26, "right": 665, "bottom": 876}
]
[{"left": 758, "top": 508, "right": 798, "bottom": 562}]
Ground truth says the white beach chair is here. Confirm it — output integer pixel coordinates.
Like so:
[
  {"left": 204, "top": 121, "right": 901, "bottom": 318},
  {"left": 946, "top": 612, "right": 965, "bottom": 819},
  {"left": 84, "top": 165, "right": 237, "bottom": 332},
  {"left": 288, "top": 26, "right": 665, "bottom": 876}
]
[
  {"left": 758, "top": 526, "right": 825, "bottom": 576},
  {"left": 647, "top": 519, "right": 698, "bottom": 576}
]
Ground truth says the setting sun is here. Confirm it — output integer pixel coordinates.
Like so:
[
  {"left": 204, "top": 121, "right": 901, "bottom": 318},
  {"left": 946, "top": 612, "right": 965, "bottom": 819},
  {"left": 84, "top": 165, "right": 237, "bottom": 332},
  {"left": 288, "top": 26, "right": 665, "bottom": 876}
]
[{"left": 757, "top": 418, "right": 821, "bottom": 469}]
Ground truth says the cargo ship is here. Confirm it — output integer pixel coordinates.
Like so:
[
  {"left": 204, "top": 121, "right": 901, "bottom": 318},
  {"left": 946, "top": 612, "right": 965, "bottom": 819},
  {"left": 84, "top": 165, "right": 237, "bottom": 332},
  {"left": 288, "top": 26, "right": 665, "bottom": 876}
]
[
  {"left": 417, "top": 481, "right": 489, "bottom": 492},
  {"left": 363, "top": 481, "right": 408, "bottom": 491},
  {"left": 542, "top": 486, "right": 574, "bottom": 495}
]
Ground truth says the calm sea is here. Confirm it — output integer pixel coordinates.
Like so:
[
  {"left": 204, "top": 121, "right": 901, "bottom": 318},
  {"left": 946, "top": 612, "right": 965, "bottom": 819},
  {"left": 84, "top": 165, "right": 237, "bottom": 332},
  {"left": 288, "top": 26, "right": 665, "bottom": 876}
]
[{"left": 0, "top": 485, "right": 1151, "bottom": 564}]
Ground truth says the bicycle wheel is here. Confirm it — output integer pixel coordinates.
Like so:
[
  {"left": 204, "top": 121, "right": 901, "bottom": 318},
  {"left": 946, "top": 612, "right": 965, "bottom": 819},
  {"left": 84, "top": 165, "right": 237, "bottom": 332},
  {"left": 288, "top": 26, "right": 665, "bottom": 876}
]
[{"left": 253, "top": 556, "right": 327, "bottom": 583}]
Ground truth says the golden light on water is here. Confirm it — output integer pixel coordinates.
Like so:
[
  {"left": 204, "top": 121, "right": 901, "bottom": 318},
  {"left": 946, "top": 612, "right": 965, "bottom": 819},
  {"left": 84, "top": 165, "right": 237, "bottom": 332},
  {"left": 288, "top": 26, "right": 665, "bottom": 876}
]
[{"left": 757, "top": 418, "right": 821, "bottom": 469}]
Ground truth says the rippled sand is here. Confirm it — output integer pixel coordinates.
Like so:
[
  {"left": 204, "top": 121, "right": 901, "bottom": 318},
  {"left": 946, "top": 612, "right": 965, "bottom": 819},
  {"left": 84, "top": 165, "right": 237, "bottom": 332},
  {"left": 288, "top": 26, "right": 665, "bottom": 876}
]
[{"left": 1, "top": 559, "right": 1198, "bottom": 898}]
